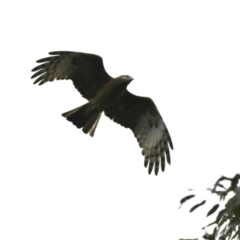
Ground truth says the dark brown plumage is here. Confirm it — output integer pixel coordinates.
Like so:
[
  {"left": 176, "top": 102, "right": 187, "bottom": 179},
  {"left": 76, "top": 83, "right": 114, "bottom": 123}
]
[{"left": 31, "top": 51, "right": 173, "bottom": 175}]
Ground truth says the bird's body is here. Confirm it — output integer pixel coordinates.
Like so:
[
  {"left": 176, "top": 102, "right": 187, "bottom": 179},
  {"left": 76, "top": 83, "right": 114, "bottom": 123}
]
[
  {"left": 31, "top": 51, "right": 173, "bottom": 175},
  {"left": 91, "top": 77, "right": 132, "bottom": 110}
]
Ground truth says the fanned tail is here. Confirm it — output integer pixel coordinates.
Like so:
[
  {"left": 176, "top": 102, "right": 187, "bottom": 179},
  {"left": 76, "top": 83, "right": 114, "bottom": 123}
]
[{"left": 62, "top": 103, "right": 102, "bottom": 137}]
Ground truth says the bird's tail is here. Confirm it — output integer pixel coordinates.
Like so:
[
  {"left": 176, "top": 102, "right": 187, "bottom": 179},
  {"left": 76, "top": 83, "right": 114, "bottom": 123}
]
[{"left": 62, "top": 103, "right": 102, "bottom": 137}]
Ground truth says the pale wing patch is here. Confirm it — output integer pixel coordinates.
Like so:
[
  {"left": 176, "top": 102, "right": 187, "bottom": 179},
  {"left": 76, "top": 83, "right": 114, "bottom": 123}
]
[{"left": 134, "top": 112, "right": 173, "bottom": 175}]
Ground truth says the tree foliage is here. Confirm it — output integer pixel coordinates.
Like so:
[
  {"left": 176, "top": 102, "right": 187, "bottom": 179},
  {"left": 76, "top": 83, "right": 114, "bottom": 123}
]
[{"left": 180, "top": 174, "right": 240, "bottom": 240}]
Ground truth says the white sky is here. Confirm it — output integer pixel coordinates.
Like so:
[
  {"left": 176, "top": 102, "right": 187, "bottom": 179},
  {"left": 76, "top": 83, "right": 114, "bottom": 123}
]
[{"left": 1, "top": 1, "right": 240, "bottom": 239}]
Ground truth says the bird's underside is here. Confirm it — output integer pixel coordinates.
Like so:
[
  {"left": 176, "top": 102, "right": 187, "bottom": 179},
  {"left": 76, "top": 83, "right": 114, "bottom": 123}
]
[{"left": 31, "top": 51, "right": 173, "bottom": 175}]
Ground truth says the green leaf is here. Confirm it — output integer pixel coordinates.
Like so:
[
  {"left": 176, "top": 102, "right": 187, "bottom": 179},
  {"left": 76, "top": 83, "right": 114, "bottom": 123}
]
[
  {"left": 203, "top": 221, "right": 217, "bottom": 229},
  {"left": 190, "top": 200, "right": 206, "bottom": 212},
  {"left": 207, "top": 204, "right": 220, "bottom": 217},
  {"left": 230, "top": 229, "right": 240, "bottom": 240},
  {"left": 216, "top": 209, "right": 226, "bottom": 223},
  {"left": 179, "top": 194, "right": 195, "bottom": 208},
  {"left": 219, "top": 215, "right": 228, "bottom": 227}
]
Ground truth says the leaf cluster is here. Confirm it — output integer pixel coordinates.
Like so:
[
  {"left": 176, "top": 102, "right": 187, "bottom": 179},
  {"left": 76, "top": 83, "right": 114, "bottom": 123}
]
[{"left": 179, "top": 174, "right": 240, "bottom": 240}]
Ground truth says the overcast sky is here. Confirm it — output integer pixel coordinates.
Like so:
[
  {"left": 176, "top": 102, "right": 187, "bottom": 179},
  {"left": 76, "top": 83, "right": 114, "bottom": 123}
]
[{"left": 1, "top": 1, "right": 240, "bottom": 239}]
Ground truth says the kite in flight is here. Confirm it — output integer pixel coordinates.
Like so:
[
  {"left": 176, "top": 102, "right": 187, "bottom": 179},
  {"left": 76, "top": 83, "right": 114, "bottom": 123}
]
[{"left": 31, "top": 51, "right": 173, "bottom": 175}]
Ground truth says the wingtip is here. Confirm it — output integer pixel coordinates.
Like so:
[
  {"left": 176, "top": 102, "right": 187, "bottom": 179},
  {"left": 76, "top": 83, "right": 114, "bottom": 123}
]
[
  {"left": 33, "top": 79, "right": 39, "bottom": 84},
  {"left": 32, "top": 80, "right": 43, "bottom": 85},
  {"left": 32, "top": 65, "right": 40, "bottom": 72},
  {"left": 167, "top": 157, "right": 171, "bottom": 165},
  {"left": 148, "top": 163, "right": 154, "bottom": 175},
  {"left": 38, "top": 81, "right": 45, "bottom": 86},
  {"left": 48, "top": 51, "right": 76, "bottom": 56},
  {"left": 144, "top": 158, "right": 148, "bottom": 168},
  {"left": 48, "top": 51, "right": 59, "bottom": 55}
]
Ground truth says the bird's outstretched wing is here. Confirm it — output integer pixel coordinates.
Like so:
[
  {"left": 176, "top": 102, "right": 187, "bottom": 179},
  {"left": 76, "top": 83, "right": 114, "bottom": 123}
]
[
  {"left": 31, "top": 51, "right": 112, "bottom": 100},
  {"left": 104, "top": 91, "right": 173, "bottom": 175}
]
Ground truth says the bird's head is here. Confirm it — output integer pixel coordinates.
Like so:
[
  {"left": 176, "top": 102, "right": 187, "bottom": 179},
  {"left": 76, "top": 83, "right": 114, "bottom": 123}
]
[{"left": 117, "top": 75, "right": 134, "bottom": 84}]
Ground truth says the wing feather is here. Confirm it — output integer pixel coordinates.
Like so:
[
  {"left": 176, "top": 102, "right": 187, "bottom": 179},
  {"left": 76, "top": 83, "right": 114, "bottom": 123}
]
[
  {"left": 105, "top": 91, "right": 173, "bottom": 175},
  {"left": 31, "top": 51, "right": 112, "bottom": 100}
]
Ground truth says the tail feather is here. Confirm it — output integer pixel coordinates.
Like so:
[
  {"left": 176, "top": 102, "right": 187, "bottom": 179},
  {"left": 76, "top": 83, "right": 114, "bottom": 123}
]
[
  {"left": 89, "top": 112, "right": 102, "bottom": 137},
  {"left": 83, "top": 112, "right": 102, "bottom": 134},
  {"left": 62, "top": 103, "right": 102, "bottom": 137}
]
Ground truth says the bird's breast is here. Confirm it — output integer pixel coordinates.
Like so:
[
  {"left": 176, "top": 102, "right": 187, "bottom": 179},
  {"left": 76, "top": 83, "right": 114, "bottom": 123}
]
[{"left": 91, "top": 81, "right": 124, "bottom": 110}]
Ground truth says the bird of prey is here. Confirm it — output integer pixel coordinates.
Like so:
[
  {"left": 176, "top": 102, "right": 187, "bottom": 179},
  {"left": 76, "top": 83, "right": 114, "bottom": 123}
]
[{"left": 31, "top": 51, "right": 173, "bottom": 175}]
